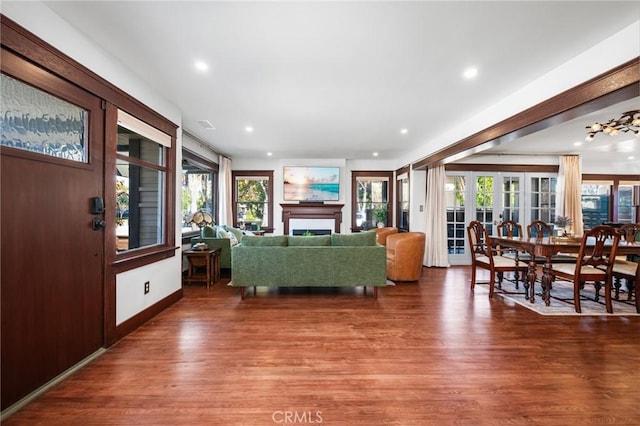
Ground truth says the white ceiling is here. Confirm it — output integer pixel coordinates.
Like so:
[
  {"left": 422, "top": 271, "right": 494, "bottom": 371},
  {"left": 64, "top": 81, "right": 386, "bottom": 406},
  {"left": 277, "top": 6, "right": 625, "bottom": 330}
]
[{"left": 41, "top": 1, "right": 639, "bottom": 164}]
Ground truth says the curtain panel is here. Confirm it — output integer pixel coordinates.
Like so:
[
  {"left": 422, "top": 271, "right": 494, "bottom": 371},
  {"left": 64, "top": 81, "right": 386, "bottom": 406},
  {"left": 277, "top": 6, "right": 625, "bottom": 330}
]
[
  {"left": 219, "top": 155, "right": 233, "bottom": 226},
  {"left": 424, "top": 165, "right": 450, "bottom": 267},
  {"left": 559, "top": 155, "right": 584, "bottom": 236}
]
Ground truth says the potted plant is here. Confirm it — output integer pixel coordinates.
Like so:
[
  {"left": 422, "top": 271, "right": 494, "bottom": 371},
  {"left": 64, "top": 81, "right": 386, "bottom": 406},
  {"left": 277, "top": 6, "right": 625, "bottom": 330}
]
[
  {"left": 374, "top": 206, "right": 387, "bottom": 228},
  {"left": 554, "top": 215, "right": 572, "bottom": 237}
]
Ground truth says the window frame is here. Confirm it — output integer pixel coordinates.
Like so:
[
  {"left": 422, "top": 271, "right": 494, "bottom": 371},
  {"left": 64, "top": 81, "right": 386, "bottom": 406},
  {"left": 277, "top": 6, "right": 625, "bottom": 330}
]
[
  {"left": 396, "top": 166, "right": 410, "bottom": 231},
  {"left": 181, "top": 149, "right": 218, "bottom": 242},
  {"left": 106, "top": 104, "right": 177, "bottom": 271},
  {"left": 350, "top": 170, "right": 394, "bottom": 232},
  {"left": 232, "top": 170, "right": 274, "bottom": 233}
]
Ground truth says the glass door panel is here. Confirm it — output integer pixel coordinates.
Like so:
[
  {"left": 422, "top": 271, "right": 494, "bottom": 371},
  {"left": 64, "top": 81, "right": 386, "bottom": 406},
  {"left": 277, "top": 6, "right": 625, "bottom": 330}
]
[{"left": 446, "top": 174, "right": 467, "bottom": 264}]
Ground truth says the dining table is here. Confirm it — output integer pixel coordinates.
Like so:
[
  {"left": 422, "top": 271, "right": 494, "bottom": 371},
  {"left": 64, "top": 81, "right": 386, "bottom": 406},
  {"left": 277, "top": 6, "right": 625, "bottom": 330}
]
[{"left": 487, "top": 234, "right": 640, "bottom": 306}]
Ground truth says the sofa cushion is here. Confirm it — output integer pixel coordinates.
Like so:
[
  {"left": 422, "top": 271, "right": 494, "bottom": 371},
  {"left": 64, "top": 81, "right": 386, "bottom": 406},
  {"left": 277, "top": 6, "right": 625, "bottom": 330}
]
[
  {"left": 201, "top": 225, "right": 217, "bottom": 238},
  {"left": 288, "top": 235, "right": 332, "bottom": 246},
  {"left": 331, "top": 231, "right": 376, "bottom": 246},
  {"left": 242, "top": 235, "right": 288, "bottom": 246}
]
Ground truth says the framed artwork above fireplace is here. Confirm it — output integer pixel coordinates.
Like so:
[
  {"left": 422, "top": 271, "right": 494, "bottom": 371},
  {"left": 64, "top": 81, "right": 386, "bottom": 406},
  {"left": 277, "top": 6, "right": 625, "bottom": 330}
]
[{"left": 283, "top": 166, "right": 340, "bottom": 202}]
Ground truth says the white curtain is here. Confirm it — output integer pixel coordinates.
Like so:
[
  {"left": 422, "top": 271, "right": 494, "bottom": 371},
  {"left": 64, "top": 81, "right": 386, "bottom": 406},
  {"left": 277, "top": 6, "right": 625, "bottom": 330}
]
[
  {"left": 218, "top": 155, "right": 233, "bottom": 226},
  {"left": 558, "top": 155, "right": 583, "bottom": 236},
  {"left": 424, "top": 165, "right": 450, "bottom": 267}
]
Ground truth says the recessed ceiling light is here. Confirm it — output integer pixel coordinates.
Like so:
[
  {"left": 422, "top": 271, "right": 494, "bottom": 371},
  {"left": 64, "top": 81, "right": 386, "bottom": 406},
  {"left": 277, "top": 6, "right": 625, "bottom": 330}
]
[
  {"left": 373, "top": 152, "right": 379, "bottom": 157},
  {"left": 629, "top": 156, "right": 635, "bottom": 160},
  {"left": 267, "top": 152, "right": 272, "bottom": 156},
  {"left": 573, "top": 141, "right": 582, "bottom": 146},
  {"left": 463, "top": 67, "right": 478, "bottom": 80},
  {"left": 194, "top": 60, "right": 208, "bottom": 72},
  {"left": 245, "top": 126, "right": 253, "bottom": 133},
  {"left": 400, "top": 128, "right": 408, "bottom": 134}
]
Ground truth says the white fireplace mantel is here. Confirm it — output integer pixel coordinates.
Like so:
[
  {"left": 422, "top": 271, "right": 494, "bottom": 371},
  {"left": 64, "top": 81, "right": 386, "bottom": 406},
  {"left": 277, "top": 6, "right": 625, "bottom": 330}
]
[{"left": 281, "top": 203, "right": 344, "bottom": 235}]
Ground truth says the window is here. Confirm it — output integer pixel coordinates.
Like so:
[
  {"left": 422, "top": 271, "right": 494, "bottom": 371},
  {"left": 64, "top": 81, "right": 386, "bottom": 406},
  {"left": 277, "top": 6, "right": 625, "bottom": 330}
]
[
  {"left": 580, "top": 178, "right": 639, "bottom": 227},
  {"left": 396, "top": 169, "right": 410, "bottom": 231},
  {"left": 581, "top": 182, "right": 610, "bottom": 229},
  {"left": 617, "top": 183, "right": 638, "bottom": 224},
  {"left": 181, "top": 150, "right": 217, "bottom": 235},
  {"left": 1, "top": 73, "right": 88, "bottom": 162},
  {"left": 530, "top": 176, "right": 557, "bottom": 224},
  {"left": 445, "top": 175, "right": 466, "bottom": 255},
  {"left": 351, "top": 171, "right": 393, "bottom": 231},
  {"left": 115, "top": 110, "right": 170, "bottom": 252},
  {"left": 232, "top": 171, "right": 274, "bottom": 232},
  {"left": 501, "top": 176, "right": 521, "bottom": 223}
]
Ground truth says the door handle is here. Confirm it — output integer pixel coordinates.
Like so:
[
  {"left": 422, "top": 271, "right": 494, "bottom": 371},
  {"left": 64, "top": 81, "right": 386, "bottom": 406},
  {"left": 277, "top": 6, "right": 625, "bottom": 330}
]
[{"left": 92, "top": 217, "right": 106, "bottom": 230}]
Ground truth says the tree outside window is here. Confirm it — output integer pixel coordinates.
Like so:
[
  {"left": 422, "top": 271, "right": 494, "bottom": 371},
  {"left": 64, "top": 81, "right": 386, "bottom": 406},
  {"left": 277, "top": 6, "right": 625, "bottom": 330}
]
[{"left": 233, "top": 171, "right": 274, "bottom": 232}]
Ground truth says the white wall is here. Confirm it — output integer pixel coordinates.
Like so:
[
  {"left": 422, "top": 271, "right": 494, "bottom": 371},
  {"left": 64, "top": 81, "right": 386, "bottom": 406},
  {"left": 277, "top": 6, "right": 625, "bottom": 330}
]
[
  {"left": 232, "top": 157, "right": 400, "bottom": 234},
  {"left": 182, "top": 132, "right": 220, "bottom": 164},
  {"left": 3, "top": 2, "right": 185, "bottom": 326}
]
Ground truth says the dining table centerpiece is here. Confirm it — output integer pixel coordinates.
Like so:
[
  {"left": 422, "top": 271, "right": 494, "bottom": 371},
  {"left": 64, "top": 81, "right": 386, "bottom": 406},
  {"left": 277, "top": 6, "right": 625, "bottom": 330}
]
[{"left": 554, "top": 215, "right": 572, "bottom": 237}]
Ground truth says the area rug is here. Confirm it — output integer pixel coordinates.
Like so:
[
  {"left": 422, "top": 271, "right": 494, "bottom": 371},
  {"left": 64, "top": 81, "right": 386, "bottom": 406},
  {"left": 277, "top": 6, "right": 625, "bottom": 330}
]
[{"left": 475, "top": 281, "right": 639, "bottom": 316}]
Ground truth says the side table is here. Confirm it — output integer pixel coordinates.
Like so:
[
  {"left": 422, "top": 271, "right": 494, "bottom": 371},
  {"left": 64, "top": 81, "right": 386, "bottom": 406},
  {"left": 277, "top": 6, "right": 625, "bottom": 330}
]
[{"left": 183, "top": 247, "right": 221, "bottom": 288}]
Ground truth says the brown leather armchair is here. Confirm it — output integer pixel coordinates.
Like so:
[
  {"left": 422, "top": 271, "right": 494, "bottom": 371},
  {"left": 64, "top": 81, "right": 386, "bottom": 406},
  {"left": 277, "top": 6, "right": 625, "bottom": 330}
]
[
  {"left": 374, "top": 227, "right": 398, "bottom": 246},
  {"left": 386, "top": 232, "right": 426, "bottom": 281}
]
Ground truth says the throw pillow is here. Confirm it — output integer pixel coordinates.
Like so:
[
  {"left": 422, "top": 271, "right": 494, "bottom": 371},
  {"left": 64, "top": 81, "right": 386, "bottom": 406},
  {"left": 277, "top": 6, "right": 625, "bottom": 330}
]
[
  {"left": 219, "top": 228, "right": 239, "bottom": 246},
  {"left": 223, "top": 225, "right": 244, "bottom": 242},
  {"left": 331, "top": 231, "right": 376, "bottom": 246}
]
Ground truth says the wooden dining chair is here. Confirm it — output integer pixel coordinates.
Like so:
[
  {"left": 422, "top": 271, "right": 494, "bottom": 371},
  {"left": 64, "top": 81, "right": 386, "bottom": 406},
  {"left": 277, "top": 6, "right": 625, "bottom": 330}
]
[
  {"left": 612, "top": 223, "right": 640, "bottom": 312},
  {"left": 526, "top": 220, "right": 553, "bottom": 238},
  {"left": 467, "top": 221, "right": 529, "bottom": 298},
  {"left": 497, "top": 220, "right": 523, "bottom": 238},
  {"left": 496, "top": 220, "right": 525, "bottom": 287},
  {"left": 549, "top": 225, "right": 620, "bottom": 313}
]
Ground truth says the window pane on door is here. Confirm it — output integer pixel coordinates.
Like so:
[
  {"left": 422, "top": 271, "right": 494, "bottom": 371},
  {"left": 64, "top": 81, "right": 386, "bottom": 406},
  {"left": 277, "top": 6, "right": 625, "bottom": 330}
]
[
  {"left": 1, "top": 73, "right": 88, "bottom": 162},
  {"left": 446, "top": 176, "right": 466, "bottom": 254},
  {"left": 502, "top": 176, "right": 520, "bottom": 223},
  {"left": 475, "top": 176, "right": 494, "bottom": 234},
  {"left": 530, "top": 177, "right": 557, "bottom": 223}
]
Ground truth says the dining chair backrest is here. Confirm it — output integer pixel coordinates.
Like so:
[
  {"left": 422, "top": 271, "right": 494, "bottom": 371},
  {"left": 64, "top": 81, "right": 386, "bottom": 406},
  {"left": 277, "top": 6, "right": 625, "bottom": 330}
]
[
  {"left": 497, "top": 220, "right": 522, "bottom": 238},
  {"left": 467, "top": 221, "right": 490, "bottom": 259},
  {"left": 527, "top": 220, "right": 552, "bottom": 238},
  {"left": 618, "top": 223, "right": 640, "bottom": 243},
  {"left": 574, "top": 225, "right": 620, "bottom": 273}
]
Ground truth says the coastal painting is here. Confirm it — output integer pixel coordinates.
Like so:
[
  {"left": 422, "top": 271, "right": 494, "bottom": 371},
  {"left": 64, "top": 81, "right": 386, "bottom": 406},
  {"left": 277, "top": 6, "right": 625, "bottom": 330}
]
[{"left": 283, "top": 166, "right": 340, "bottom": 202}]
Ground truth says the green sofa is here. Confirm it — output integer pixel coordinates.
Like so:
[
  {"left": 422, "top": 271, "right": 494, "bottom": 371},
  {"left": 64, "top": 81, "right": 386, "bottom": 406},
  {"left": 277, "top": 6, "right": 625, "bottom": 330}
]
[
  {"left": 231, "top": 232, "right": 386, "bottom": 299},
  {"left": 190, "top": 225, "right": 246, "bottom": 269}
]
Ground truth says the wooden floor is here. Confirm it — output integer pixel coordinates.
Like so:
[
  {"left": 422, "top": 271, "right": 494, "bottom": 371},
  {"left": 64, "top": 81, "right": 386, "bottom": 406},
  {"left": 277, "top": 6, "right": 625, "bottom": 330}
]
[{"left": 4, "top": 266, "right": 639, "bottom": 425}]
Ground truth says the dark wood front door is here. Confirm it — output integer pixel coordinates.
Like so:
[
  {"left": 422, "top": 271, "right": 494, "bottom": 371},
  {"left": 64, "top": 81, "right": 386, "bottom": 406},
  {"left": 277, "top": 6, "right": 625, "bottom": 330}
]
[{"left": 1, "top": 49, "right": 105, "bottom": 409}]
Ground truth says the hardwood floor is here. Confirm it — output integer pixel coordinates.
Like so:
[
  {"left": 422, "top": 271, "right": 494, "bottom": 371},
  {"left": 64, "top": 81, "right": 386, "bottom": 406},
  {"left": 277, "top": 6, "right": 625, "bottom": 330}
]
[{"left": 4, "top": 266, "right": 639, "bottom": 425}]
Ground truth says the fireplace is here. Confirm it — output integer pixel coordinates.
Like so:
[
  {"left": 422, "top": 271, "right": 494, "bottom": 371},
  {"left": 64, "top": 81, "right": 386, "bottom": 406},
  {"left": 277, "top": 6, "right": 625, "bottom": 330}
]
[{"left": 281, "top": 203, "right": 343, "bottom": 235}]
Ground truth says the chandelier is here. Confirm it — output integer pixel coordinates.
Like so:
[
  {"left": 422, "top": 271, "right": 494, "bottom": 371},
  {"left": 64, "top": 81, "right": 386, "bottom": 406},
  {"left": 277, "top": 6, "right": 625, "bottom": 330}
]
[{"left": 585, "top": 110, "right": 640, "bottom": 141}]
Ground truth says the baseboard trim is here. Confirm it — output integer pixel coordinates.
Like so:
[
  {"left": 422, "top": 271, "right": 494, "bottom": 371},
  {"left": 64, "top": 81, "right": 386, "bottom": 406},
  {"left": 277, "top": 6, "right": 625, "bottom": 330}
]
[
  {"left": 115, "top": 288, "right": 183, "bottom": 341},
  {"left": 1, "top": 348, "right": 106, "bottom": 420}
]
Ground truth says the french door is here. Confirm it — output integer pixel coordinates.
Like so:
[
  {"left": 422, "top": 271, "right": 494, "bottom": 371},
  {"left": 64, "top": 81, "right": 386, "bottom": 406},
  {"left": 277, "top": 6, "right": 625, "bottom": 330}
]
[{"left": 446, "top": 172, "right": 525, "bottom": 265}]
